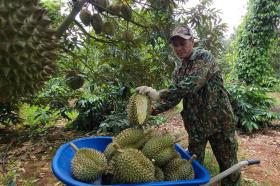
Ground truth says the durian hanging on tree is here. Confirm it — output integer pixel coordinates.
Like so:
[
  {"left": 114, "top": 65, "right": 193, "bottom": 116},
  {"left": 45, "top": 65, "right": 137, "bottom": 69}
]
[
  {"left": 103, "top": 22, "right": 115, "bottom": 36},
  {"left": 91, "top": 13, "right": 103, "bottom": 34},
  {"left": 0, "top": 0, "right": 58, "bottom": 103},
  {"left": 122, "top": 29, "right": 134, "bottom": 42},
  {"left": 92, "top": 0, "right": 109, "bottom": 13},
  {"left": 79, "top": 8, "right": 92, "bottom": 26},
  {"left": 65, "top": 69, "right": 85, "bottom": 90}
]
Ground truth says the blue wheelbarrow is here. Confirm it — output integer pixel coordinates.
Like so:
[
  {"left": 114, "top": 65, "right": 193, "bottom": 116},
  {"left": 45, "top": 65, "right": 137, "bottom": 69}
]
[{"left": 52, "top": 136, "right": 260, "bottom": 186}]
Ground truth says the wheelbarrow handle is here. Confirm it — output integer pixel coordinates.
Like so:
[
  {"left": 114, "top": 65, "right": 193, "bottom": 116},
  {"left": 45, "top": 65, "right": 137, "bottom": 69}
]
[
  {"left": 200, "top": 159, "right": 260, "bottom": 186},
  {"left": 247, "top": 159, "right": 260, "bottom": 165}
]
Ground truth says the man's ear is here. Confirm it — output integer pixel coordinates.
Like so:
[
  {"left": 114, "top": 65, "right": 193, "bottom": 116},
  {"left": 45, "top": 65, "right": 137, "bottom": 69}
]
[{"left": 191, "top": 37, "right": 195, "bottom": 43}]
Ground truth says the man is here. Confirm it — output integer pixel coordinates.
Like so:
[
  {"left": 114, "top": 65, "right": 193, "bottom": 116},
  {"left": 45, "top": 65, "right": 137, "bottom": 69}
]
[{"left": 136, "top": 25, "right": 240, "bottom": 186}]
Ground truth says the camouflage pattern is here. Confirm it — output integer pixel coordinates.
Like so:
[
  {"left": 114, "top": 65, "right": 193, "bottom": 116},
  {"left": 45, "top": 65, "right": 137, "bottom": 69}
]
[{"left": 152, "top": 47, "right": 240, "bottom": 186}]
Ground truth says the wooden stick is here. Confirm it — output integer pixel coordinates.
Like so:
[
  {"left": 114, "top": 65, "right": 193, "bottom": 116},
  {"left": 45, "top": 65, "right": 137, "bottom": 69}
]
[{"left": 189, "top": 154, "right": 197, "bottom": 163}]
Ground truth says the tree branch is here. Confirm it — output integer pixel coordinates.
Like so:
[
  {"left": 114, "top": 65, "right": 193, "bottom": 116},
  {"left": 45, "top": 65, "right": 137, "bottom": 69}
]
[
  {"left": 88, "top": 0, "right": 148, "bottom": 29},
  {"left": 56, "top": 0, "right": 88, "bottom": 38},
  {"left": 74, "top": 20, "right": 118, "bottom": 45}
]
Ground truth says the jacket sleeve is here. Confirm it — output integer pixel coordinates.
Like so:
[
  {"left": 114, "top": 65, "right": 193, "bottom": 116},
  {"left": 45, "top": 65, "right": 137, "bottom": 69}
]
[{"left": 153, "top": 60, "right": 218, "bottom": 114}]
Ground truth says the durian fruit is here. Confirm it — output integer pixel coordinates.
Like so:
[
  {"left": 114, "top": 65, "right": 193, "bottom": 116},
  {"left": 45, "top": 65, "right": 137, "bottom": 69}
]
[
  {"left": 79, "top": 8, "right": 92, "bottom": 26},
  {"left": 70, "top": 143, "right": 107, "bottom": 182},
  {"left": 120, "top": 4, "right": 132, "bottom": 20},
  {"left": 111, "top": 144, "right": 156, "bottom": 184},
  {"left": 107, "top": 4, "right": 121, "bottom": 15},
  {"left": 122, "top": 30, "right": 134, "bottom": 42},
  {"left": 103, "top": 22, "right": 115, "bottom": 36},
  {"left": 65, "top": 70, "right": 84, "bottom": 90},
  {"left": 91, "top": 14, "right": 103, "bottom": 34},
  {"left": 114, "top": 128, "right": 145, "bottom": 147},
  {"left": 104, "top": 128, "right": 145, "bottom": 160},
  {"left": 101, "top": 161, "right": 114, "bottom": 185},
  {"left": 155, "top": 166, "right": 165, "bottom": 181},
  {"left": 104, "top": 142, "right": 118, "bottom": 160},
  {"left": 127, "top": 93, "right": 151, "bottom": 126},
  {"left": 0, "top": 0, "right": 58, "bottom": 102},
  {"left": 142, "top": 134, "right": 178, "bottom": 167},
  {"left": 149, "top": 0, "right": 171, "bottom": 10},
  {"left": 92, "top": 0, "right": 109, "bottom": 13},
  {"left": 163, "top": 156, "right": 195, "bottom": 181}
]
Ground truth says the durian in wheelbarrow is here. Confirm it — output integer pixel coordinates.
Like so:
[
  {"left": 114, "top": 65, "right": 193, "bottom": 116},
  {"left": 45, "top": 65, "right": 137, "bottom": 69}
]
[
  {"left": 142, "top": 134, "right": 179, "bottom": 167},
  {"left": 155, "top": 166, "right": 165, "bottom": 181},
  {"left": 127, "top": 93, "right": 151, "bottom": 125},
  {"left": 104, "top": 128, "right": 145, "bottom": 160},
  {"left": 0, "top": 0, "right": 58, "bottom": 102},
  {"left": 104, "top": 127, "right": 162, "bottom": 160},
  {"left": 111, "top": 144, "right": 156, "bottom": 184},
  {"left": 163, "top": 155, "right": 195, "bottom": 181},
  {"left": 70, "top": 143, "right": 107, "bottom": 182}
]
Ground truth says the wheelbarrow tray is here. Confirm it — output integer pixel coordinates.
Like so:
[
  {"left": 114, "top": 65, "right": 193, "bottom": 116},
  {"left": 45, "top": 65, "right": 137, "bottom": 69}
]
[{"left": 52, "top": 136, "right": 210, "bottom": 186}]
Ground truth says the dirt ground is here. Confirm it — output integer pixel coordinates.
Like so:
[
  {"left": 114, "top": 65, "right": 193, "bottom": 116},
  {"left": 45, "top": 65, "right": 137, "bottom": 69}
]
[{"left": 1, "top": 111, "right": 280, "bottom": 186}]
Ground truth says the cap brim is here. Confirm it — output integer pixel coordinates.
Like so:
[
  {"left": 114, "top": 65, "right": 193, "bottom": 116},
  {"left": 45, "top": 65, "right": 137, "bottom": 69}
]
[{"left": 169, "top": 34, "right": 192, "bottom": 41}]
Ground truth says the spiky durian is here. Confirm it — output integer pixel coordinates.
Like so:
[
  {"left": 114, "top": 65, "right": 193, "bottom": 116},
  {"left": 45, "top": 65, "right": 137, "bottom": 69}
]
[
  {"left": 163, "top": 157, "right": 195, "bottom": 181},
  {"left": 79, "top": 8, "right": 92, "bottom": 26},
  {"left": 0, "top": 0, "right": 58, "bottom": 102},
  {"left": 127, "top": 93, "right": 151, "bottom": 126},
  {"left": 103, "top": 22, "right": 115, "bottom": 35},
  {"left": 91, "top": 13, "right": 103, "bottom": 34},
  {"left": 142, "top": 134, "right": 178, "bottom": 167},
  {"left": 65, "top": 70, "right": 84, "bottom": 90},
  {"left": 122, "top": 30, "right": 134, "bottom": 42},
  {"left": 70, "top": 143, "right": 107, "bottom": 182},
  {"left": 104, "top": 128, "right": 145, "bottom": 160},
  {"left": 149, "top": 0, "right": 171, "bottom": 9},
  {"left": 155, "top": 166, "right": 165, "bottom": 181},
  {"left": 111, "top": 144, "right": 156, "bottom": 184},
  {"left": 114, "top": 128, "right": 145, "bottom": 147},
  {"left": 92, "top": 0, "right": 109, "bottom": 13},
  {"left": 120, "top": 4, "right": 132, "bottom": 20},
  {"left": 107, "top": 4, "right": 121, "bottom": 15}
]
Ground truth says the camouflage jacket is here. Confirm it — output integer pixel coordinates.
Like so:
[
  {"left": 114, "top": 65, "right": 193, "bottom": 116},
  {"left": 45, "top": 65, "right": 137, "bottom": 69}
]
[{"left": 153, "top": 47, "right": 236, "bottom": 136}]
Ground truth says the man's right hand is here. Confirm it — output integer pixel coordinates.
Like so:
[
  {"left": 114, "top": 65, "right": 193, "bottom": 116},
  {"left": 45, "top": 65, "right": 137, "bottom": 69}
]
[{"left": 136, "top": 86, "right": 160, "bottom": 101}]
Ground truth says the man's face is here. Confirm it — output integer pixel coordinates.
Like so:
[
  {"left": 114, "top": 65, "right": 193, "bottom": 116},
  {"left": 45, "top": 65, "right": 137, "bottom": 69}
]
[{"left": 171, "top": 37, "right": 194, "bottom": 60}]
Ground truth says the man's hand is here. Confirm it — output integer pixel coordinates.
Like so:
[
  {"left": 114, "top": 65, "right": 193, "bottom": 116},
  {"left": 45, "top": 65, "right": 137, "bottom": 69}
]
[{"left": 136, "top": 86, "right": 160, "bottom": 101}]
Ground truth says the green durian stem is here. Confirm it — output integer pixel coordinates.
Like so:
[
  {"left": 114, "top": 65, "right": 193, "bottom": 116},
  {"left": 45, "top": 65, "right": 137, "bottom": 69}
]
[
  {"left": 112, "top": 143, "right": 123, "bottom": 152},
  {"left": 189, "top": 154, "right": 197, "bottom": 163},
  {"left": 70, "top": 142, "right": 79, "bottom": 151},
  {"left": 174, "top": 136, "right": 186, "bottom": 144}
]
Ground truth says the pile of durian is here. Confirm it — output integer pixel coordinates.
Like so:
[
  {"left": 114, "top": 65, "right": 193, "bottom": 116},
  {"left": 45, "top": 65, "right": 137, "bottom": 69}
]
[
  {"left": 79, "top": 0, "right": 134, "bottom": 42},
  {"left": 71, "top": 127, "right": 195, "bottom": 184},
  {"left": 70, "top": 93, "right": 195, "bottom": 184}
]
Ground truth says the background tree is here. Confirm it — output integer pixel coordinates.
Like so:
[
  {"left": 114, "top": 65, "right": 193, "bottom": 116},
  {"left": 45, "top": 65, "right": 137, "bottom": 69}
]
[{"left": 234, "top": 0, "right": 279, "bottom": 86}]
